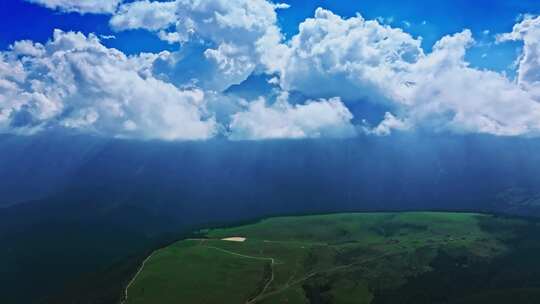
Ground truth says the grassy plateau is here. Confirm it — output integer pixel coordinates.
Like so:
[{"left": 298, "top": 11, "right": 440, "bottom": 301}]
[{"left": 124, "top": 212, "right": 540, "bottom": 304}]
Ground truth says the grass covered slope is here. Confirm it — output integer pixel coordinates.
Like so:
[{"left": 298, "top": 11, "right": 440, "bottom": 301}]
[{"left": 124, "top": 212, "right": 540, "bottom": 304}]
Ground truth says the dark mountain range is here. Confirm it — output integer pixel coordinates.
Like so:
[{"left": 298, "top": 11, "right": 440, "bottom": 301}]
[{"left": 2, "top": 133, "right": 540, "bottom": 303}]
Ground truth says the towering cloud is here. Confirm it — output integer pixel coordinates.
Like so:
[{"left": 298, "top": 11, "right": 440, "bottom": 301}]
[
  {"left": 279, "top": 10, "right": 540, "bottom": 136},
  {"left": 403, "top": 30, "right": 540, "bottom": 136},
  {"left": 110, "top": 0, "right": 286, "bottom": 91},
  {"left": 7, "top": 1, "right": 540, "bottom": 139},
  {"left": 279, "top": 8, "right": 423, "bottom": 102},
  {"left": 498, "top": 16, "right": 540, "bottom": 101},
  {"left": 0, "top": 30, "right": 216, "bottom": 140}
]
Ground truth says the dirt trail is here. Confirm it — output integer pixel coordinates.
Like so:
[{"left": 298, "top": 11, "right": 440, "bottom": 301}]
[
  {"left": 121, "top": 251, "right": 157, "bottom": 304},
  {"left": 200, "top": 246, "right": 276, "bottom": 304},
  {"left": 247, "top": 238, "right": 470, "bottom": 303},
  {"left": 123, "top": 237, "right": 470, "bottom": 304}
]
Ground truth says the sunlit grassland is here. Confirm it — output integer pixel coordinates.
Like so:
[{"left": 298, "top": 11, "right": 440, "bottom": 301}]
[{"left": 125, "top": 212, "right": 521, "bottom": 304}]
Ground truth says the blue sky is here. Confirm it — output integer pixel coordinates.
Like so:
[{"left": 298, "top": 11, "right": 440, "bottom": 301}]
[
  {"left": 1, "top": 0, "right": 540, "bottom": 141},
  {"left": 0, "top": 1, "right": 174, "bottom": 54},
  {"left": 1, "top": 0, "right": 534, "bottom": 71},
  {"left": 278, "top": 0, "right": 538, "bottom": 72}
]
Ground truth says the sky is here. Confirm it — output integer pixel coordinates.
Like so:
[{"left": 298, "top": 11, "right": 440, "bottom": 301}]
[{"left": 1, "top": 0, "right": 540, "bottom": 140}]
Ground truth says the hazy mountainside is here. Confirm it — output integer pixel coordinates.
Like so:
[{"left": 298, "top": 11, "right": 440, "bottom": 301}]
[
  {"left": 0, "top": 134, "right": 109, "bottom": 206},
  {"left": 2, "top": 133, "right": 540, "bottom": 303},
  {"left": 3, "top": 133, "right": 540, "bottom": 214}
]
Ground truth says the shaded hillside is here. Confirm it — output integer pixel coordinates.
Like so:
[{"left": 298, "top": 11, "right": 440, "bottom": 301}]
[{"left": 2, "top": 133, "right": 540, "bottom": 303}]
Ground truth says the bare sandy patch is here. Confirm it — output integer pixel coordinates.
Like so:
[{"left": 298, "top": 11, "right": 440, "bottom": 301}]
[{"left": 221, "top": 237, "right": 247, "bottom": 242}]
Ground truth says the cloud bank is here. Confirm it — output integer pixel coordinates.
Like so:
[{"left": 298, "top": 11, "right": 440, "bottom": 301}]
[
  {"left": 229, "top": 95, "right": 355, "bottom": 140},
  {"left": 4, "top": 2, "right": 540, "bottom": 140},
  {"left": 109, "top": 0, "right": 287, "bottom": 91},
  {"left": 1, "top": 30, "right": 216, "bottom": 140}
]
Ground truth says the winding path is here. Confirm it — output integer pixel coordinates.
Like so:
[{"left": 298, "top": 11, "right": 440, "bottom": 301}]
[
  {"left": 123, "top": 236, "right": 471, "bottom": 304},
  {"left": 246, "top": 238, "right": 471, "bottom": 303},
  {"left": 201, "top": 246, "right": 276, "bottom": 304},
  {"left": 121, "top": 251, "right": 157, "bottom": 304}
]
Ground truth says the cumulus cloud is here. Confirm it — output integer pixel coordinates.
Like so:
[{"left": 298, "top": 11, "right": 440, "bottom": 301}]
[
  {"left": 497, "top": 15, "right": 540, "bottom": 101},
  {"left": 0, "top": 30, "right": 216, "bottom": 140},
  {"left": 110, "top": 0, "right": 287, "bottom": 91},
  {"left": 25, "top": 0, "right": 122, "bottom": 14},
  {"left": 7, "top": 3, "right": 540, "bottom": 139},
  {"left": 110, "top": 0, "right": 177, "bottom": 32},
  {"left": 276, "top": 9, "right": 540, "bottom": 136},
  {"left": 279, "top": 8, "right": 423, "bottom": 102},
  {"left": 229, "top": 95, "right": 356, "bottom": 140},
  {"left": 402, "top": 30, "right": 540, "bottom": 136},
  {"left": 364, "top": 112, "right": 410, "bottom": 136}
]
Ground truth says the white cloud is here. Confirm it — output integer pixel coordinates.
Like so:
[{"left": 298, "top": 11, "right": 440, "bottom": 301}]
[
  {"left": 406, "top": 64, "right": 540, "bottom": 136},
  {"left": 6, "top": 4, "right": 540, "bottom": 140},
  {"left": 497, "top": 15, "right": 540, "bottom": 101},
  {"left": 99, "top": 34, "right": 116, "bottom": 40},
  {"left": 25, "top": 0, "right": 122, "bottom": 14},
  {"left": 276, "top": 9, "right": 540, "bottom": 136},
  {"left": 229, "top": 95, "right": 356, "bottom": 140},
  {"left": 397, "top": 29, "right": 540, "bottom": 136},
  {"left": 0, "top": 30, "right": 217, "bottom": 140},
  {"left": 365, "top": 112, "right": 410, "bottom": 136},
  {"left": 110, "top": 0, "right": 177, "bottom": 32},
  {"left": 203, "top": 43, "right": 256, "bottom": 86},
  {"left": 110, "top": 0, "right": 280, "bottom": 46},
  {"left": 110, "top": 0, "right": 287, "bottom": 91},
  {"left": 274, "top": 3, "right": 291, "bottom": 10},
  {"left": 10, "top": 40, "right": 45, "bottom": 57},
  {"left": 157, "top": 31, "right": 182, "bottom": 44},
  {"left": 279, "top": 8, "right": 423, "bottom": 102}
]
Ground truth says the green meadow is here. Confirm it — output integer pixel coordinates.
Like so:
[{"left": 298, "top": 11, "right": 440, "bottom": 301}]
[{"left": 124, "top": 212, "right": 540, "bottom": 304}]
